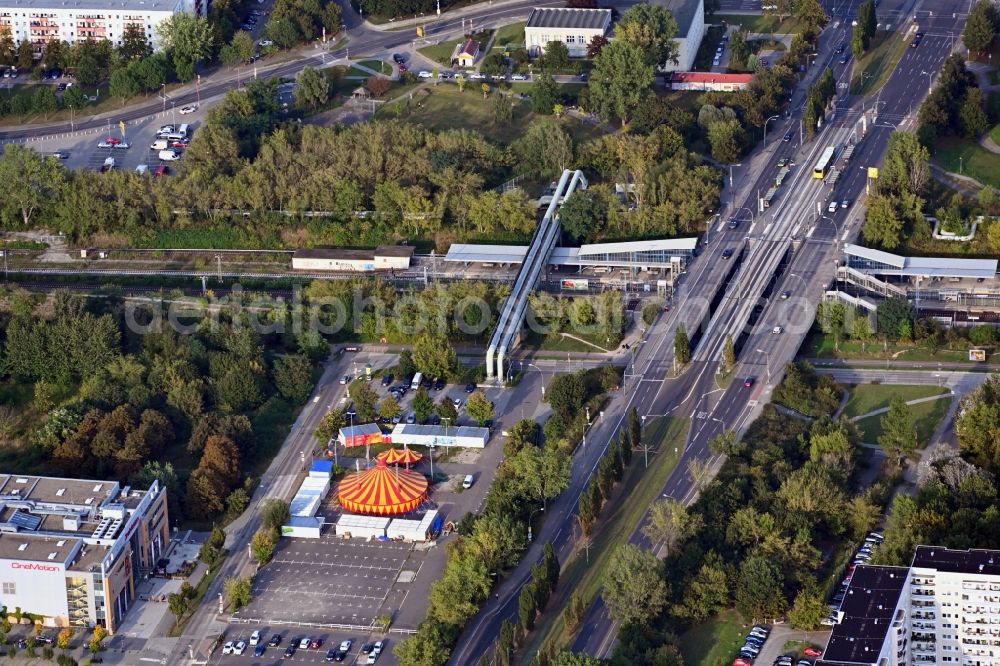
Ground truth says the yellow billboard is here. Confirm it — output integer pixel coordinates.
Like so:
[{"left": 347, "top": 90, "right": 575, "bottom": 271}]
[{"left": 867, "top": 167, "right": 879, "bottom": 179}]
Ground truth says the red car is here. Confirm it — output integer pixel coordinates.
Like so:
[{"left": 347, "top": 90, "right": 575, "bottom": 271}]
[
  {"left": 171, "top": 140, "right": 189, "bottom": 148},
  {"left": 155, "top": 165, "right": 168, "bottom": 177},
  {"left": 398, "top": 62, "right": 407, "bottom": 72},
  {"left": 743, "top": 377, "right": 754, "bottom": 388},
  {"left": 733, "top": 659, "right": 752, "bottom": 666},
  {"left": 309, "top": 638, "right": 322, "bottom": 649},
  {"left": 104, "top": 137, "right": 120, "bottom": 145},
  {"left": 804, "top": 647, "right": 823, "bottom": 658}
]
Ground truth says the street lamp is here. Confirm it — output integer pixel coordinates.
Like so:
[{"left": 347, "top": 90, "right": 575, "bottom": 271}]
[
  {"left": 920, "top": 70, "right": 933, "bottom": 94},
  {"left": 762, "top": 114, "right": 780, "bottom": 144},
  {"left": 756, "top": 348, "right": 771, "bottom": 384},
  {"left": 527, "top": 506, "right": 544, "bottom": 542},
  {"left": 526, "top": 362, "right": 546, "bottom": 399}
]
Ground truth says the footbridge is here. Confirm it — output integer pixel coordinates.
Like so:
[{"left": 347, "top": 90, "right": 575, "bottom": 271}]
[{"left": 485, "top": 168, "right": 588, "bottom": 383}]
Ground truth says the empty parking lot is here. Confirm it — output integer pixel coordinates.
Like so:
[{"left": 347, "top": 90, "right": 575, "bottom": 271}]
[{"left": 235, "top": 536, "right": 423, "bottom": 628}]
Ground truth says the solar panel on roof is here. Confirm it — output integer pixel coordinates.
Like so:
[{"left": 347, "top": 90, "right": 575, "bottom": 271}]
[{"left": 9, "top": 510, "right": 42, "bottom": 531}]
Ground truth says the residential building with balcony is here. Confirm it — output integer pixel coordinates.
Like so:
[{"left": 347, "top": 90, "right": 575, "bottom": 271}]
[
  {"left": 819, "top": 546, "right": 1000, "bottom": 666},
  {"left": 0, "top": 0, "right": 204, "bottom": 52}
]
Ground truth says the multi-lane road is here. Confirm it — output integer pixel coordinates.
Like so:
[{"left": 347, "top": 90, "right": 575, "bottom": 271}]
[{"left": 451, "top": 0, "right": 970, "bottom": 661}]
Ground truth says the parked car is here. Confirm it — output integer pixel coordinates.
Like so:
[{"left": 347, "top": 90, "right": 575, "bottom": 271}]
[
  {"left": 51, "top": 151, "right": 68, "bottom": 159},
  {"left": 233, "top": 641, "right": 247, "bottom": 655},
  {"left": 285, "top": 644, "right": 296, "bottom": 657},
  {"left": 259, "top": 39, "right": 274, "bottom": 47},
  {"left": 97, "top": 137, "right": 121, "bottom": 148},
  {"left": 465, "top": 382, "right": 476, "bottom": 393},
  {"left": 382, "top": 374, "right": 394, "bottom": 386},
  {"left": 253, "top": 644, "right": 266, "bottom": 657},
  {"left": 299, "top": 637, "right": 312, "bottom": 650},
  {"left": 327, "top": 648, "right": 338, "bottom": 662},
  {"left": 804, "top": 647, "right": 822, "bottom": 657},
  {"left": 222, "top": 642, "right": 235, "bottom": 655},
  {"left": 310, "top": 638, "right": 322, "bottom": 649},
  {"left": 418, "top": 70, "right": 433, "bottom": 78},
  {"left": 250, "top": 630, "right": 262, "bottom": 646},
  {"left": 268, "top": 634, "right": 282, "bottom": 647},
  {"left": 340, "top": 374, "right": 351, "bottom": 385},
  {"left": 511, "top": 73, "right": 527, "bottom": 80},
  {"left": 155, "top": 165, "right": 168, "bottom": 177},
  {"left": 434, "top": 377, "right": 445, "bottom": 391}
]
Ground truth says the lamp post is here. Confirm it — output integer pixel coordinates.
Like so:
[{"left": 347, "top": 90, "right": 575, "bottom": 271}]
[
  {"left": 921, "top": 70, "right": 932, "bottom": 94},
  {"left": 527, "top": 506, "right": 544, "bottom": 542},
  {"left": 160, "top": 83, "right": 166, "bottom": 113},
  {"left": 762, "top": 114, "right": 780, "bottom": 144}
]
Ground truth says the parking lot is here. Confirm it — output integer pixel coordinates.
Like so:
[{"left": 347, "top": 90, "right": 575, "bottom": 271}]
[
  {"left": 236, "top": 537, "right": 419, "bottom": 628},
  {"left": 209, "top": 630, "right": 393, "bottom": 666}
]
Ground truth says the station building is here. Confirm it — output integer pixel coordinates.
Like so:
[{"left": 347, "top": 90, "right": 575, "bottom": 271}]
[
  {"left": 291, "top": 246, "right": 415, "bottom": 273},
  {"left": 0, "top": 474, "right": 169, "bottom": 633}
]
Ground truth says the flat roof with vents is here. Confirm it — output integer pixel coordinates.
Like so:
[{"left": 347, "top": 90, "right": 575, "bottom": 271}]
[
  {"left": 820, "top": 565, "right": 907, "bottom": 664},
  {"left": 0, "top": 474, "right": 120, "bottom": 508},
  {"left": 0, "top": 533, "right": 79, "bottom": 564}
]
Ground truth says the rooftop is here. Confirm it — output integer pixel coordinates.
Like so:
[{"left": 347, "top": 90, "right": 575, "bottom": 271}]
[
  {"left": 655, "top": 0, "right": 703, "bottom": 38},
  {"left": 444, "top": 238, "right": 698, "bottom": 266},
  {"left": 844, "top": 243, "right": 998, "bottom": 279},
  {"left": 822, "top": 565, "right": 907, "bottom": 665},
  {"left": 0, "top": 0, "right": 184, "bottom": 13},
  {"left": 459, "top": 38, "right": 480, "bottom": 57},
  {"left": 294, "top": 246, "right": 414, "bottom": 261},
  {"left": 0, "top": 473, "right": 118, "bottom": 509},
  {"left": 525, "top": 7, "right": 612, "bottom": 31},
  {"left": 0, "top": 532, "right": 80, "bottom": 564},
  {"left": 911, "top": 545, "right": 1000, "bottom": 575},
  {"left": 670, "top": 71, "right": 754, "bottom": 84},
  {"left": 391, "top": 423, "right": 490, "bottom": 439}
]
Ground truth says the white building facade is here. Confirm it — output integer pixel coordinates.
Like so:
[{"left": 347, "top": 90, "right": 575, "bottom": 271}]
[
  {"left": 0, "top": 0, "right": 204, "bottom": 52},
  {"left": 820, "top": 546, "right": 1000, "bottom": 666},
  {"left": 658, "top": 0, "right": 705, "bottom": 73},
  {"left": 524, "top": 8, "right": 612, "bottom": 58}
]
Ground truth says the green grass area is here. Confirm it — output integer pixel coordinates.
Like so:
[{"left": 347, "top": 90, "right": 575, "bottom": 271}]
[
  {"left": 492, "top": 21, "right": 525, "bottom": 51},
  {"left": 932, "top": 137, "right": 1000, "bottom": 188},
  {"left": 521, "top": 330, "right": 613, "bottom": 353},
  {"left": 843, "top": 384, "right": 950, "bottom": 419},
  {"left": 678, "top": 608, "right": 749, "bottom": 666},
  {"left": 527, "top": 416, "right": 689, "bottom": 658},
  {"left": 801, "top": 329, "right": 1000, "bottom": 363},
  {"left": 357, "top": 59, "right": 391, "bottom": 75},
  {"left": 854, "top": 394, "right": 953, "bottom": 445},
  {"left": 376, "top": 85, "right": 604, "bottom": 146},
  {"left": 990, "top": 123, "right": 1000, "bottom": 146},
  {"left": 714, "top": 13, "right": 803, "bottom": 34},
  {"left": 850, "top": 29, "right": 910, "bottom": 96},
  {"left": 418, "top": 39, "right": 461, "bottom": 66}
]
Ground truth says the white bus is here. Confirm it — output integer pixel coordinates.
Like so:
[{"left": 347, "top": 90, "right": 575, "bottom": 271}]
[
  {"left": 813, "top": 146, "right": 836, "bottom": 179},
  {"left": 411, "top": 372, "right": 423, "bottom": 391}
]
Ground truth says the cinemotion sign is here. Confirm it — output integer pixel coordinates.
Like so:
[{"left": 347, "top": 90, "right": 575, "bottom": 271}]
[{"left": 11, "top": 562, "right": 60, "bottom": 572}]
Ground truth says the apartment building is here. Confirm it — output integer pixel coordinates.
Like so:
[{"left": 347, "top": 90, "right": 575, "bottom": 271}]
[
  {"left": 0, "top": 0, "right": 204, "bottom": 51},
  {"left": 0, "top": 474, "right": 169, "bottom": 633},
  {"left": 819, "top": 546, "right": 1000, "bottom": 666}
]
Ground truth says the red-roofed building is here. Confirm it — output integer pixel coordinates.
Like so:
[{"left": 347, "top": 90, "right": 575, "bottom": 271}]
[{"left": 668, "top": 71, "right": 754, "bottom": 92}]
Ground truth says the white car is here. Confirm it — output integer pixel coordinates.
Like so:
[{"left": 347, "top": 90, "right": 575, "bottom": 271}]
[
  {"left": 828, "top": 200, "right": 838, "bottom": 212},
  {"left": 511, "top": 73, "right": 527, "bottom": 80},
  {"left": 418, "top": 70, "right": 432, "bottom": 78},
  {"left": 258, "top": 39, "right": 273, "bottom": 47},
  {"left": 249, "top": 630, "right": 261, "bottom": 646},
  {"left": 158, "top": 149, "right": 181, "bottom": 161},
  {"left": 233, "top": 641, "right": 247, "bottom": 655},
  {"left": 469, "top": 72, "right": 484, "bottom": 79},
  {"left": 300, "top": 637, "right": 312, "bottom": 649},
  {"left": 367, "top": 641, "right": 384, "bottom": 664},
  {"left": 773, "top": 326, "right": 783, "bottom": 334},
  {"left": 222, "top": 641, "right": 235, "bottom": 654},
  {"left": 112, "top": 142, "right": 130, "bottom": 150},
  {"left": 339, "top": 640, "right": 353, "bottom": 653},
  {"left": 179, "top": 104, "right": 198, "bottom": 114}
]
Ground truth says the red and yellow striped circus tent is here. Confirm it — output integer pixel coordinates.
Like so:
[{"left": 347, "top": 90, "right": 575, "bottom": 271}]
[
  {"left": 337, "top": 459, "right": 429, "bottom": 516},
  {"left": 376, "top": 447, "right": 423, "bottom": 467}
]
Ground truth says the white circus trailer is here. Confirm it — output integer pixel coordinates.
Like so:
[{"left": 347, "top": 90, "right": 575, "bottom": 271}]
[
  {"left": 390, "top": 424, "right": 489, "bottom": 449},
  {"left": 281, "top": 475, "right": 330, "bottom": 538},
  {"left": 387, "top": 510, "right": 439, "bottom": 542},
  {"left": 336, "top": 514, "right": 390, "bottom": 540}
]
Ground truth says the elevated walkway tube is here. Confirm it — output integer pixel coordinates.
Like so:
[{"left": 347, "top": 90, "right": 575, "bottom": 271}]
[{"left": 486, "top": 169, "right": 573, "bottom": 380}]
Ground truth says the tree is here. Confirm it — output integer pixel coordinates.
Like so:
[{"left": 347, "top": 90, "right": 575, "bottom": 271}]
[
  {"left": 109, "top": 67, "right": 139, "bottom": 101},
  {"left": 852, "top": 315, "right": 873, "bottom": 352},
  {"left": 407, "top": 387, "right": 432, "bottom": 424},
  {"left": 674, "top": 558, "right": 729, "bottom": 622},
  {"left": 519, "top": 582, "right": 538, "bottom": 630},
  {"left": 588, "top": 40, "right": 654, "bottom": 126},
  {"left": 56, "top": 628, "right": 74, "bottom": 650},
  {"left": 168, "top": 592, "right": 189, "bottom": 620},
  {"left": 879, "top": 394, "right": 917, "bottom": 461},
  {"left": 506, "top": 446, "right": 571, "bottom": 506},
  {"left": 266, "top": 18, "right": 300, "bottom": 49},
  {"left": 0, "top": 145, "right": 66, "bottom": 228},
  {"left": 511, "top": 119, "right": 574, "bottom": 177},
  {"left": 466, "top": 391, "right": 494, "bottom": 426},
  {"left": 674, "top": 324, "right": 690, "bottom": 365},
  {"left": 273, "top": 354, "right": 313, "bottom": 402},
  {"left": 863, "top": 194, "right": 904, "bottom": 250},
  {"left": 62, "top": 85, "right": 87, "bottom": 110},
  {"left": 481, "top": 82, "right": 490, "bottom": 99},
  {"left": 16, "top": 40, "right": 32, "bottom": 69},
  {"left": 261, "top": 499, "right": 290, "bottom": 532},
  {"left": 617, "top": 3, "right": 679, "bottom": 67},
  {"left": 315, "top": 408, "right": 345, "bottom": 444},
  {"left": 559, "top": 190, "right": 605, "bottom": 242},
  {"left": 876, "top": 296, "right": 916, "bottom": 342},
  {"left": 818, "top": 301, "right": 847, "bottom": 351},
  {"left": 602, "top": 544, "right": 668, "bottom": 626},
  {"left": 540, "top": 40, "right": 570, "bottom": 71},
  {"left": 0, "top": 25, "right": 13, "bottom": 66},
  {"left": 89, "top": 626, "right": 107, "bottom": 654},
  {"left": 880, "top": 131, "right": 930, "bottom": 196},
  {"left": 350, "top": 381, "right": 379, "bottom": 422},
  {"left": 961, "top": 87, "right": 990, "bottom": 138},
  {"left": 729, "top": 30, "right": 750, "bottom": 69},
  {"left": 223, "top": 576, "right": 252, "bottom": 610},
  {"left": 491, "top": 90, "right": 513, "bottom": 126},
  {"left": 220, "top": 30, "right": 255, "bottom": 66},
  {"left": 31, "top": 86, "right": 59, "bottom": 114},
  {"left": 964, "top": 0, "right": 999, "bottom": 56},
  {"left": 379, "top": 395, "right": 403, "bottom": 422},
  {"left": 367, "top": 75, "right": 391, "bottom": 98},
  {"left": 250, "top": 528, "right": 276, "bottom": 564},
  {"left": 794, "top": 0, "right": 828, "bottom": 31},
  {"left": 707, "top": 119, "right": 745, "bottom": 163},
  {"left": 121, "top": 23, "right": 151, "bottom": 59},
  {"left": 550, "top": 653, "right": 602, "bottom": 666},
  {"left": 642, "top": 499, "right": 701, "bottom": 558},
  {"left": 292, "top": 66, "right": 329, "bottom": 109},
  {"left": 544, "top": 542, "right": 560, "bottom": 590},
  {"left": 546, "top": 373, "right": 586, "bottom": 420},
  {"left": 413, "top": 334, "right": 456, "bottom": 380},
  {"left": 722, "top": 333, "right": 736, "bottom": 371},
  {"left": 532, "top": 72, "right": 559, "bottom": 115},
  {"left": 159, "top": 12, "right": 215, "bottom": 80},
  {"left": 789, "top": 587, "right": 828, "bottom": 630},
  {"left": 736, "top": 554, "right": 786, "bottom": 619},
  {"left": 436, "top": 396, "right": 459, "bottom": 424},
  {"left": 586, "top": 34, "right": 609, "bottom": 58},
  {"left": 398, "top": 350, "right": 416, "bottom": 378}
]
